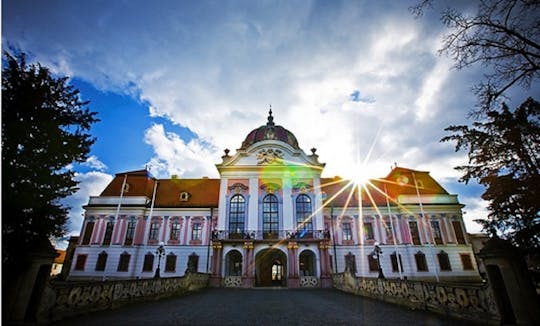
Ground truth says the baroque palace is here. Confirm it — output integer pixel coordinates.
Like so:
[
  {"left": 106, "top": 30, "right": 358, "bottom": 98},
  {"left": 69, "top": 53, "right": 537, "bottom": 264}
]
[{"left": 69, "top": 110, "right": 480, "bottom": 287}]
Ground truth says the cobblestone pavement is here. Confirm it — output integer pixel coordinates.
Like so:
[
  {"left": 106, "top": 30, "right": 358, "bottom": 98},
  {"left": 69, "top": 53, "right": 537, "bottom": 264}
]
[{"left": 58, "top": 288, "right": 476, "bottom": 326}]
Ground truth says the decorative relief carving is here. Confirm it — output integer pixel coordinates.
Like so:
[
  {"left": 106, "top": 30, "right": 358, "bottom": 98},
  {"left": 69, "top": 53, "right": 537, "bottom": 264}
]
[
  {"left": 260, "top": 183, "right": 281, "bottom": 193},
  {"left": 293, "top": 182, "right": 312, "bottom": 193},
  {"left": 332, "top": 272, "right": 500, "bottom": 323},
  {"left": 300, "top": 276, "right": 319, "bottom": 287},
  {"left": 228, "top": 183, "right": 249, "bottom": 193},
  {"left": 257, "top": 148, "right": 284, "bottom": 165},
  {"left": 48, "top": 274, "right": 209, "bottom": 321},
  {"left": 223, "top": 276, "right": 242, "bottom": 287}
]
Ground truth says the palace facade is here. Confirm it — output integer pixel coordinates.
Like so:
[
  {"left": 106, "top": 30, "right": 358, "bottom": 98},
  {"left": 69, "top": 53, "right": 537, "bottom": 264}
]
[{"left": 69, "top": 111, "right": 480, "bottom": 286}]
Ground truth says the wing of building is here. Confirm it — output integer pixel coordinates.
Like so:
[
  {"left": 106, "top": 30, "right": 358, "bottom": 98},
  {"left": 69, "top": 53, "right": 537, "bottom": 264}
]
[{"left": 69, "top": 110, "right": 481, "bottom": 286}]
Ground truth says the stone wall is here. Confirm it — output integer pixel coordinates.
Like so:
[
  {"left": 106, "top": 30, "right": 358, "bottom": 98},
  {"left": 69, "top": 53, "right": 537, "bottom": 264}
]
[
  {"left": 38, "top": 273, "right": 209, "bottom": 323},
  {"left": 333, "top": 272, "right": 500, "bottom": 324}
]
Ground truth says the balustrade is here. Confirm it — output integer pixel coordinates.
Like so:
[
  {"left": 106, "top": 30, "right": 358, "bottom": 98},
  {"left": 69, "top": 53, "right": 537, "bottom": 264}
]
[{"left": 212, "top": 229, "right": 331, "bottom": 241}]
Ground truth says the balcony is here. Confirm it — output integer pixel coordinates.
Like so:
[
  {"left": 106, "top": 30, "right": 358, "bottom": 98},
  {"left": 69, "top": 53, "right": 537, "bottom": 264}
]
[{"left": 212, "top": 229, "right": 331, "bottom": 242}]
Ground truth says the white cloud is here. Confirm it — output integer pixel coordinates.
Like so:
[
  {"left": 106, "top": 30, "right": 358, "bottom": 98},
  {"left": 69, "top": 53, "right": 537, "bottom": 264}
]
[
  {"left": 4, "top": 1, "right": 491, "bottom": 234},
  {"left": 144, "top": 124, "right": 218, "bottom": 178},
  {"left": 460, "top": 197, "right": 490, "bottom": 234},
  {"left": 58, "top": 171, "right": 113, "bottom": 248},
  {"left": 81, "top": 155, "right": 107, "bottom": 171}
]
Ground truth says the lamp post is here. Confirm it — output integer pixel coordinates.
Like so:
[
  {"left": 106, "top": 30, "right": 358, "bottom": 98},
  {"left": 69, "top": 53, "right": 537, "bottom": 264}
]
[
  {"left": 371, "top": 242, "right": 385, "bottom": 279},
  {"left": 154, "top": 242, "right": 165, "bottom": 279}
]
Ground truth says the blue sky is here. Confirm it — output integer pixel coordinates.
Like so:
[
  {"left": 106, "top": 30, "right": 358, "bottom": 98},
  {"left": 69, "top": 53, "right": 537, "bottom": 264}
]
[{"left": 4, "top": 0, "right": 536, "bottom": 243}]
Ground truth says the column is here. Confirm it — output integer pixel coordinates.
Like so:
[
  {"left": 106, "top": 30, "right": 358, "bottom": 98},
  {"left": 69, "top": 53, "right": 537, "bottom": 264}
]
[
  {"left": 288, "top": 241, "right": 299, "bottom": 287},
  {"left": 112, "top": 216, "right": 122, "bottom": 245},
  {"left": 319, "top": 241, "right": 332, "bottom": 288},
  {"left": 183, "top": 216, "right": 191, "bottom": 245},
  {"left": 161, "top": 216, "right": 169, "bottom": 243},
  {"left": 134, "top": 215, "right": 147, "bottom": 245},
  {"left": 394, "top": 215, "right": 403, "bottom": 244},
  {"left": 248, "top": 177, "right": 259, "bottom": 231},
  {"left": 242, "top": 241, "right": 254, "bottom": 287},
  {"left": 210, "top": 242, "right": 223, "bottom": 287}
]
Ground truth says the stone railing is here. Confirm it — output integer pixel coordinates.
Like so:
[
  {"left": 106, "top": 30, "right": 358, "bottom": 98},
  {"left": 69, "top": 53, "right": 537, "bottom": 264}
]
[
  {"left": 333, "top": 272, "right": 500, "bottom": 325},
  {"left": 300, "top": 276, "right": 319, "bottom": 287},
  {"left": 38, "top": 273, "right": 209, "bottom": 323},
  {"left": 223, "top": 276, "right": 242, "bottom": 287}
]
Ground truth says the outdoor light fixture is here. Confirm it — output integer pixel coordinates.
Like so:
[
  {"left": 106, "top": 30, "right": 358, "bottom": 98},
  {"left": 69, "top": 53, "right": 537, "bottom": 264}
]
[
  {"left": 154, "top": 242, "right": 165, "bottom": 278},
  {"left": 371, "top": 242, "right": 385, "bottom": 279}
]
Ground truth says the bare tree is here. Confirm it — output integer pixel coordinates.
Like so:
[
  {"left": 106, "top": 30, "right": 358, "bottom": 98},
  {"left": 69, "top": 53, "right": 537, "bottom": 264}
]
[{"left": 411, "top": 0, "right": 540, "bottom": 115}]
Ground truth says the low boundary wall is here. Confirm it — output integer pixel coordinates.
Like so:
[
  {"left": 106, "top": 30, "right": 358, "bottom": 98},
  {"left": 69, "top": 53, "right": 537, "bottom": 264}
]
[
  {"left": 332, "top": 272, "right": 500, "bottom": 324},
  {"left": 38, "top": 273, "right": 209, "bottom": 323}
]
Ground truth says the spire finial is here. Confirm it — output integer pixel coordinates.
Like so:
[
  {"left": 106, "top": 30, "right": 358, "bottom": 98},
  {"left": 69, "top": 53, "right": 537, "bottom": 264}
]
[{"left": 267, "top": 104, "right": 275, "bottom": 126}]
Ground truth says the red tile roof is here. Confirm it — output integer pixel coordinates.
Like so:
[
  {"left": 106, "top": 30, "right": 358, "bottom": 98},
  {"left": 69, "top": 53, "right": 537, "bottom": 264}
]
[
  {"left": 154, "top": 178, "right": 220, "bottom": 207},
  {"left": 95, "top": 167, "right": 449, "bottom": 209},
  {"left": 320, "top": 167, "right": 449, "bottom": 207},
  {"left": 54, "top": 250, "right": 66, "bottom": 264},
  {"left": 98, "top": 170, "right": 219, "bottom": 207}
]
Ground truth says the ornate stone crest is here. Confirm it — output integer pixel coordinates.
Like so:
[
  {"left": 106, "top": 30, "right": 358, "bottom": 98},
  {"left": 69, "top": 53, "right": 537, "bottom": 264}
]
[{"left": 257, "top": 148, "right": 284, "bottom": 165}]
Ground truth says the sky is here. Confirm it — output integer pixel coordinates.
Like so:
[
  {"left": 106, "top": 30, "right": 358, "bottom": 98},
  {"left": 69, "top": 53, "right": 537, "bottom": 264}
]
[{"left": 4, "top": 0, "right": 534, "bottom": 245}]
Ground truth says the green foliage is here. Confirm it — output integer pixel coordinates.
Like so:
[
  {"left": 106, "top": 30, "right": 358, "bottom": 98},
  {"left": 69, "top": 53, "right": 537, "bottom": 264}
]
[
  {"left": 442, "top": 98, "right": 540, "bottom": 252},
  {"left": 1, "top": 51, "right": 98, "bottom": 276}
]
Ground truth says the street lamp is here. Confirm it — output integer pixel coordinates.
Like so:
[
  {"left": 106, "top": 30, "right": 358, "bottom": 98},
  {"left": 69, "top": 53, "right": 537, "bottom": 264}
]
[
  {"left": 154, "top": 242, "right": 165, "bottom": 278},
  {"left": 371, "top": 242, "right": 385, "bottom": 279}
]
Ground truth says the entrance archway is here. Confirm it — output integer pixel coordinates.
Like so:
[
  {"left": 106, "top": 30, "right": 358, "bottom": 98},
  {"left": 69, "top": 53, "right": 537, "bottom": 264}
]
[{"left": 255, "top": 248, "right": 287, "bottom": 287}]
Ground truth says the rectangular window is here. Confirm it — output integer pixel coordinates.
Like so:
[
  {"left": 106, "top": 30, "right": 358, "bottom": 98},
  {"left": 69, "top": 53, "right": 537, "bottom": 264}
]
[
  {"left": 452, "top": 221, "right": 466, "bottom": 244},
  {"left": 342, "top": 222, "right": 352, "bottom": 241},
  {"left": 149, "top": 222, "right": 159, "bottom": 241},
  {"left": 170, "top": 222, "right": 181, "bottom": 241},
  {"left": 409, "top": 221, "right": 421, "bottom": 245},
  {"left": 415, "top": 252, "right": 428, "bottom": 271},
  {"left": 165, "top": 255, "right": 177, "bottom": 272},
  {"left": 192, "top": 222, "right": 202, "bottom": 241},
  {"left": 74, "top": 254, "right": 87, "bottom": 271},
  {"left": 364, "top": 222, "right": 374, "bottom": 240},
  {"left": 117, "top": 253, "right": 130, "bottom": 272},
  {"left": 460, "top": 253, "right": 474, "bottom": 270},
  {"left": 367, "top": 255, "right": 379, "bottom": 272},
  {"left": 124, "top": 221, "right": 136, "bottom": 245},
  {"left": 431, "top": 221, "right": 443, "bottom": 244},
  {"left": 390, "top": 253, "right": 403, "bottom": 273},
  {"left": 142, "top": 254, "right": 154, "bottom": 272},
  {"left": 385, "top": 220, "right": 394, "bottom": 243},
  {"left": 102, "top": 222, "right": 114, "bottom": 246},
  {"left": 81, "top": 222, "right": 94, "bottom": 245}
]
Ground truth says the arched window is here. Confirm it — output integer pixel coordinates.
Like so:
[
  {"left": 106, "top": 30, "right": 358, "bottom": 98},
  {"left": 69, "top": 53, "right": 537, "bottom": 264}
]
[
  {"left": 229, "top": 195, "right": 245, "bottom": 238},
  {"left": 415, "top": 251, "right": 428, "bottom": 271},
  {"left": 263, "top": 194, "right": 279, "bottom": 239},
  {"left": 226, "top": 250, "right": 243, "bottom": 276},
  {"left": 296, "top": 194, "right": 313, "bottom": 237},
  {"left": 117, "top": 252, "right": 131, "bottom": 272},
  {"left": 165, "top": 253, "right": 177, "bottom": 272},
  {"left": 390, "top": 252, "right": 404, "bottom": 273},
  {"left": 95, "top": 251, "right": 108, "bottom": 271},
  {"left": 142, "top": 252, "right": 154, "bottom": 272},
  {"left": 438, "top": 250, "right": 451, "bottom": 271},
  {"left": 299, "top": 250, "right": 315, "bottom": 276}
]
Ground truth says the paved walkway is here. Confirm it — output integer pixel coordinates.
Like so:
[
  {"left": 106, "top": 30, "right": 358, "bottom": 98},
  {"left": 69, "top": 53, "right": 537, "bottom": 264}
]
[{"left": 58, "top": 288, "right": 476, "bottom": 326}]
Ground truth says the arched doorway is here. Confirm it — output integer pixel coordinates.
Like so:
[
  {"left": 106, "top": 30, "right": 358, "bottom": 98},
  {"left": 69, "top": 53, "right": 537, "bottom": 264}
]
[
  {"left": 299, "top": 250, "right": 316, "bottom": 276},
  {"left": 225, "top": 250, "right": 243, "bottom": 276},
  {"left": 255, "top": 249, "right": 287, "bottom": 287}
]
